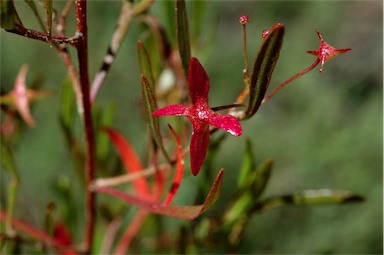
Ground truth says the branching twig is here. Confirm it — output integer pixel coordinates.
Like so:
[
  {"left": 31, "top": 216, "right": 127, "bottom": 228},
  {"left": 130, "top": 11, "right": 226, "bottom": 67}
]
[
  {"left": 6, "top": 24, "right": 81, "bottom": 44},
  {"left": 90, "top": 0, "right": 154, "bottom": 104}
]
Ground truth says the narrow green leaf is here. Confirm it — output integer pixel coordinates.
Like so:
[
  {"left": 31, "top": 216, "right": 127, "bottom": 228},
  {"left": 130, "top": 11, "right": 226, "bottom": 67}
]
[
  {"left": 0, "top": 137, "right": 20, "bottom": 236},
  {"left": 254, "top": 189, "right": 365, "bottom": 212},
  {"left": 250, "top": 158, "right": 273, "bottom": 199},
  {"left": 137, "top": 40, "right": 155, "bottom": 88},
  {"left": 223, "top": 192, "right": 253, "bottom": 226},
  {"left": 175, "top": 0, "right": 191, "bottom": 78},
  {"left": 96, "top": 169, "right": 224, "bottom": 220},
  {"left": 245, "top": 23, "right": 285, "bottom": 119},
  {"left": 95, "top": 103, "right": 116, "bottom": 160},
  {"left": 59, "top": 78, "right": 76, "bottom": 132},
  {"left": 44, "top": 202, "right": 55, "bottom": 237},
  {"left": 141, "top": 74, "right": 170, "bottom": 162},
  {"left": 237, "top": 138, "right": 256, "bottom": 190},
  {"left": 0, "top": 137, "right": 19, "bottom": 182},
  {"left": 1, "top": 0, "right": 22, "bottom": 30}
]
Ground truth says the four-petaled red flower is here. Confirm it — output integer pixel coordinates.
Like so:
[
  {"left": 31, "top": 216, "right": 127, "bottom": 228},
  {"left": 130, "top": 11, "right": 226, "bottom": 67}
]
[
  {"left": 307, "top": 30, "right": 351, "bottom": 73},
  {"left": 152, "top": 57, "right": 242, "bottom": 176}
]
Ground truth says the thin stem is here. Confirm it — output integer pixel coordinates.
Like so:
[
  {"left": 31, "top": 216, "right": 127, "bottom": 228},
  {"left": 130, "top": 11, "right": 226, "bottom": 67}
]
[
  {"left": 100, "top": 217, "right": 122, "bottom": 254},
  {"left": 75, "top": 0, "right": 96, "bottom": 253},
  {"left": 211, "top": 103, "right": 245, "bottom": 112},
  {"left": 91, "top": 147, "right": 189, "bottom": 190},
  {"left": 7, "top": 24, "right": 81, "bottom": 45},
  {"left": 113, "top": 210, "right": 148, "bottom": 255},
  {"left": 57, "top": 49, "right": 84, "bottom": 114},
  {"left": 231, "top": 23, "right": 251, "bottom": 109},
  {"left": 91, "top": 164, "right": 168, "bottom": 190},
  {"left": 242, "top": 24, "right": 249, "bottom": 77},
  {"left": 58, "top": 0, "right": 74, "bottom": 36},
  {"left": 261, "top": 58, "right": 320, "bottom": 105}
]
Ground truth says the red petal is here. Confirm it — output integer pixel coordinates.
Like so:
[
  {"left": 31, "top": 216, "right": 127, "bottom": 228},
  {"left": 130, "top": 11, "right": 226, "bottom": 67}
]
[
  {"left": 152, "top": 104, "right": 188, "bottom": 116},
  {"left": 190, "top": 124, "right": 210, "bottom": 176},
  {"left": 188, "top": 58, "right": 210, "bottom": 105},
  {"left": 14, "top": 65, "right": 36, "bottom": 127},
  {"left": 103, "top": 128, "right": 149, "bottom": 198},
  {"left": 96, "top": 169, "right": 225, "bottom": 220},
  {"left": 206, "top": 112, "right": 242, "bottom": 136},
  {"left": 163, "top": 125, "right": 185, "bottom": 205}
]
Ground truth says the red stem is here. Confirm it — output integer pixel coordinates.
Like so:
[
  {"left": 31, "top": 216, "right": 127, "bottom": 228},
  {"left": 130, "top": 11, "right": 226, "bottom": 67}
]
[
  {"left": 113, "top": 210, "right": 148, "bottom": 255},
  {"left": 0, "top": 209, "right": 67, "bottom": 248},
  {"left": 261, "top": 58, "right": 320, "bottom": 105},
  {"left": 8, "top": 24, "right": 80, "bottom": 44},
  {"left": 75, "top": 0, "right": 96, "bottom": 253}
]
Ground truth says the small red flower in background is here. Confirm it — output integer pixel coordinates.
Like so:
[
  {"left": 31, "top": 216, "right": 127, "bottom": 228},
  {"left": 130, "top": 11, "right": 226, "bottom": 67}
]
[
  {"left": 152, "top": 57, "right": 242, "bottom": 176},
  {"left": 0, "top": 64, "right": 51, "bottom": 127},
  {"left": 307, "top": 30, "right": 351, "bottom": 73}
]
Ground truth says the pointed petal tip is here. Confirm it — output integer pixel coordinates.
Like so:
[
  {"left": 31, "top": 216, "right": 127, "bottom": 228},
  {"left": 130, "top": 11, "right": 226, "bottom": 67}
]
[
  {"left": 151, "top": 104, "right": 189, "bottom": 117},
  {"left": 229, "top": 126, "right": 242, "bottom": 137},
  {"left": 191, "top": 167, "right": 200, "bottom": 176}
]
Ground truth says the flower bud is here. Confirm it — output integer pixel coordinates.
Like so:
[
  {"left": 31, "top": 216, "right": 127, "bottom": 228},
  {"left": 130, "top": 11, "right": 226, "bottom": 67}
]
[{"left": 239, "top": 15, "right": 249, "bottom": 25}]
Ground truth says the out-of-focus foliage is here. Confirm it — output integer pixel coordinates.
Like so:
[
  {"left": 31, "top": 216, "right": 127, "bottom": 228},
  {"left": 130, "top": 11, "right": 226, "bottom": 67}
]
[{"left": 0, "top": 1, "right": 382, "bottom": 254}]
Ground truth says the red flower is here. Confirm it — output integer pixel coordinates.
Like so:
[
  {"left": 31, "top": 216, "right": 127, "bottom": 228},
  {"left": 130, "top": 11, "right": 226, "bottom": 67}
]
[
  {"left": 152, "top": 58, "right": 242, "bottom": 176},
  {"left": 307, "top": 30, "right": 351, "bottom": 73},
  {"left": 0, "top": 65, "right": 51, "bottom": 127}
]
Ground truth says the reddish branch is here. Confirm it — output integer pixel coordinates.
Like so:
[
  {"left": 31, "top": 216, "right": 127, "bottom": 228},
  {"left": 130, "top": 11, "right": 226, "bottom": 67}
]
[
  {"left": 7, "top": 24, "right": 80, "bottom": 44},
  {"left": 75, "top": 0, "right": 96, "bottom": 253}
]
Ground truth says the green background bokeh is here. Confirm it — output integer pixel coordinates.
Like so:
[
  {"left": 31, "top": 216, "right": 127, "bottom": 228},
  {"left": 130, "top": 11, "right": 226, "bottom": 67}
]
[{"left": 1, "top": 1, "right": 382, "bottom": 253}]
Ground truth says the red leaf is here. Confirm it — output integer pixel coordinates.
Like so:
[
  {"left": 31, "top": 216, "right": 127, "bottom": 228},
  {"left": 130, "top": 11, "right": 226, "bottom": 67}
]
[
  {"left": 96, "top": 169, "right": 224, "bottom": 220},
  {"left": 163, "top": 125, "right": 185, "bottom": 205},
  {"left": 0, "top": 210, "right": 66, "bottom": 248},
  {"left": 103, "top": 127, "right": 149, "bottom": 198},
  {"left": 53, "top": 222, "right": 73, "bottom": 246},
  {"left": 54, "top": 223, "right": 78, "bottom": 255}
]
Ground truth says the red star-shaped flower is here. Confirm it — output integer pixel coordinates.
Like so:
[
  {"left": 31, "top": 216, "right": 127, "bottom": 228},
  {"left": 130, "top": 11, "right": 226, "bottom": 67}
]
[
  {"left": 307, "top": 30, "right": 351, "bottom": 73},
  {"left": 152, "top": 58, "right": 242, "bottom": 176},
  {"left": 0, "top": 65, "right": 51, "bottom": 127}
]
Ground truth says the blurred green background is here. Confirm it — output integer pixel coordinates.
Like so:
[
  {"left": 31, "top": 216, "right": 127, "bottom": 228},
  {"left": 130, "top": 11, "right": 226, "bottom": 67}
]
[{"left": 1, "top": 0, "right": 382, "bottom": 253}]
